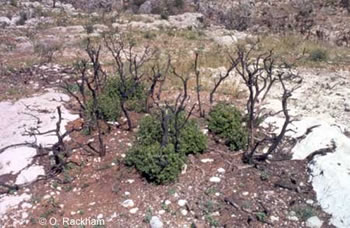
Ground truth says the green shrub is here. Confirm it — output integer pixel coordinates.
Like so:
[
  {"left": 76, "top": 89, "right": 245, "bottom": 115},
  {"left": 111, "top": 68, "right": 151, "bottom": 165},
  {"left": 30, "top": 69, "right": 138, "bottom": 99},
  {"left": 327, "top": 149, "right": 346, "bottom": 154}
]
[
  {"left": 125, "top": 143, "right": 185, "bottom": 184},
  {"left": 85, "top": 76, "right": 146, "bottom": 123},
  {"left": 86, "top": 93, "right": 121, "bottom": 122},
  {"left": 308, "top": 48, "right": 328, "bottom": 62},
  {"left": 208, "top": 103, "right": 247, "bottom": 151},
  {"left": 126, "top": 111, "right": 207, "bottom": 184},
  {"left": 105, "top": 77, "right": 147, "bottom": 112},
  {"left": 86, "top": 78, "right": 121, "bottom": 122},
  {"left": 136, "top": 113, "right": 207, "bottom": 155}
]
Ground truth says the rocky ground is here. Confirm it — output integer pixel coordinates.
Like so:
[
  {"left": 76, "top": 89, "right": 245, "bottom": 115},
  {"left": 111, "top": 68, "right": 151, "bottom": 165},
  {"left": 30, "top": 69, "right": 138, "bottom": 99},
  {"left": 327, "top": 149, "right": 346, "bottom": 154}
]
[{"left": 0, "top": 1, "right": 350, "bottom": 228}]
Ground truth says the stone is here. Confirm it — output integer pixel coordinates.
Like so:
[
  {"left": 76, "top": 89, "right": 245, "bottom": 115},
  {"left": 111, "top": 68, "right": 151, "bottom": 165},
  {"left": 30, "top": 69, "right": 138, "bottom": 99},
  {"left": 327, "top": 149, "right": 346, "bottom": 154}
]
[
  {"left": 209, "top": 177, "right": 221, "bottom": 183},
  {"left": 217, "top": 168, "right": 225, "bottom": 173},
  {"left": 181, "top": 209, "right": 188, "bottom": 216},
  {"left": 129, "top": 208, "right": 138, "bottom": 214},
  {"left": 150, "top": 216, "right": 163, "bottom": 228},
  {"left": 178, "top": 199, "right": 187, "bottom": 207},
  {"left": 164, "top": 200, "right": 171, "bottom": 205},
  {"left": 0, "top": 17, "right": 11, "bottom": 28},
  {"left": 306, "top": 199, "right": 314, "bottom": 205},
  {"left": 270, "top": 216, "right": 279, "bottom": 222},
  {"left": 306, "top": 216, "right": 323, "bottom": 228},
  {"left": 201, "top": 158, "right": 214, "bottom": 163},
  {"left": 121, "top": 199, "right": 134, "bottom": 208}
]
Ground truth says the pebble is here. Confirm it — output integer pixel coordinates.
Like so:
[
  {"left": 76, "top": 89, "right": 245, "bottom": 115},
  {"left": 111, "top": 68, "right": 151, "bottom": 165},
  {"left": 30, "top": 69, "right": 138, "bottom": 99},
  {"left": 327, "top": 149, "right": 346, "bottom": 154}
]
[
  {"left": 22, "top": 212, "right": 29, "bottom": 219},
  {"left": 201, "top": 158, "right": 214, "bottom": 163},
  {"left": 217, "top": 168, "right": 225, "bottom": 173},
  {"left": 181, "top": 209, "right": 188, "bottom": 216},
  {"left": 306, "top": 216, "right": 323, "bottom": 228},
  {"left": 97, "top": 214, "right": 103, "bottom": 219},
  {"left": 129, "top": 208, "right": 138, "bottom": 214},
  {"left": 306, "top": 199, "right": 314, "bottom": 205},
  {"left": 270, "top": 215, "right": 279, "bottom": 222},
  {"left": 209, "top": 177, "right": 221, "bottom": 183},
  {"left": 165, "top": 200, "right": 171, "bottom": 205},
  {"left": 178, "top": 199, "right": 187, "bottom": 207},
  {"left": 121, "top": 199, "right": 134, "bottom": 208},
  {"left": 150, "top": 216, "right": 163, "bottom": 228}
]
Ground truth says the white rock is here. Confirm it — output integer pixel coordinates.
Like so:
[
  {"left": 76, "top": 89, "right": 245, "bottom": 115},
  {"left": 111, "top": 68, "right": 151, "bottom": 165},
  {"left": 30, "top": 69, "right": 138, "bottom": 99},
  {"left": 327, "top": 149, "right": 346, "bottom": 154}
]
[
  {"left": 306, "top": 199, "right": 314, "bottom": 205},
  {"left": 217, "top": 168, "right": 225, "bottom": 173},
  {"left": 150, "top": 216, "right": 163, "bottom": 228},
  {"left": 0, "top": 17, "right": 11, "bottom": 27},
  {"left": 178, "top": 199, "right": 187, "bottom": 207},
  {"left": 129, "top": 208, "right": 138, "bottom": 214},
  {"left": 97, "top": 214, "right": 103, "bottom": 219},
  {"left": 201, "top": 158, "right": 214, "bottom": 163},
  {"left": 121, "top": 199, "right": 134, "bottom": 208},
  {"left": 22, "top": 212, "right": 29, "bottom": 219},
  {"left": 288, "top": 216, "right": 299, "bottom": 221},
  {"left": 43, "top": 195, "right": 51, "bottom": 200},
  {"left": 270, "top": 216, "right": 279, "bottom": 222},
  {"left": 181, "top": 209, "right": 188, "bottom": 216},
  {"left": 21, "top": 203, "right": 32, "bottom": 209},
  {"left": 164, "top": 200, "right": 171, "bottom": 205},
  {"left": 242, "top": 192, "right": 249, "bottom": 196},
  {"left": 158, "top": 210, "right": 166, "bottom": 215},
  {"left": 306, "top": 216, "right": 323, "bottom": 228},
  {"left": 291, "top": 120, "right": 350, "bottom": 228},
  {"left": 209, "top": 177, "right": 221, "bottom": 183},
  {"left": 126, "top": 179, "right": 135, "bottom": 184}
]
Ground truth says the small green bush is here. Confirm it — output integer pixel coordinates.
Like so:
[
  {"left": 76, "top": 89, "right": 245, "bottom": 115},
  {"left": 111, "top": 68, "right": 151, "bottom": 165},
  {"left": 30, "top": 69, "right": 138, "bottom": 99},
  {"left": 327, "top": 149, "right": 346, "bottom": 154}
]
[
  {"left": 126, "top": 111, "right": 207, "bottom": 184},
  {"left": 125, "top": 143, "right": 185, "bottom": 184},
  {"left": 136, "top": 113, "right": 207, "bottom": 155},
  {"left": 208, "top": 103, "right": 247, "bottom": 151},
  {"left": 86, "top": 93, "right": 121, "bottom": 122},
  {"left": 308, "top": 48, "right": 328, "bottom": 62},
  {"left": 105, "top": 77, "right": 147, "bottom": 112}
]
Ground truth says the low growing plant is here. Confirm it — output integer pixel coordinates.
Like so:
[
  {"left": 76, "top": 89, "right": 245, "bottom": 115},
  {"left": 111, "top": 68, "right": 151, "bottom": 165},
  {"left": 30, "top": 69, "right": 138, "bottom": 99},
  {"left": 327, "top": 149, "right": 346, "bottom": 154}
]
[
  {"left": 125, "top": 111, "right": 207, "bottom": 184},
  {"left": 208, "top": 103, "right": 248, "bottom": 151}
]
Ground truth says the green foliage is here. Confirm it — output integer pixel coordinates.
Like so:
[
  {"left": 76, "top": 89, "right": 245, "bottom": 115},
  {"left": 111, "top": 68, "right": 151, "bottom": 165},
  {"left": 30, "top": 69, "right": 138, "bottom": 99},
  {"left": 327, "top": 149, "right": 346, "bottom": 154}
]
[
  {"left": 136, "top": 113, "right": 207, "bottom": 155},
  {"left": 308, "top": 48, "right": 328, "bottom": 62},
  {"left": 105, "top": 77, "right": 147, "bottom": 112},
  {"left": 160, "top": 11, "right": 169, "bottom": 20},
  {"left": 294, "top": 205, "right": 317, "bottom": 221},
  {"left": 85, "top": 76, "right": 146, "bottom": 122},
  {"left": 174, "top": 0, "right": 184, "bottom": 9},
  {"left": 126, "top": 112, "right": 207, "bottom": 184},
  {"left": 125, "top": 143, "right": 185, "bottom": 184},
  {"left": 86, "top": 92, "right": 121, "bottom": 122},
  {"left": 208, "top": 103, "right": 248, "bottom": 151}
]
